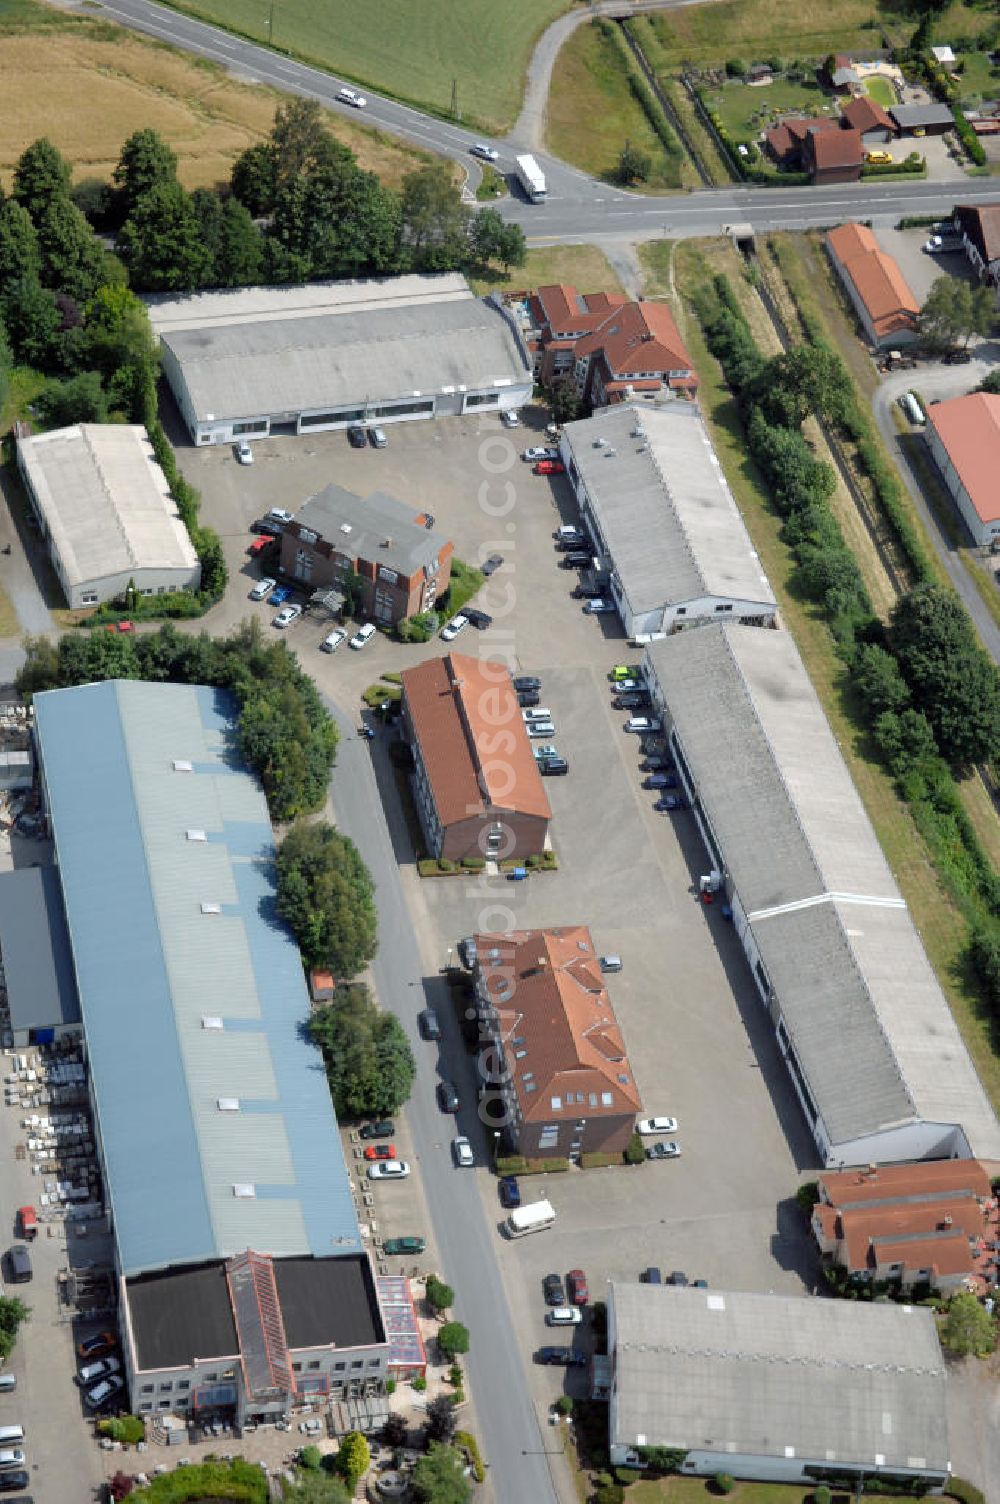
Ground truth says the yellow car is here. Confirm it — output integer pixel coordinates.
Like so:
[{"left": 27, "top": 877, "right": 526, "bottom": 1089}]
[{"left": 866, "top": 150, "right": 893, "bottom": 165}]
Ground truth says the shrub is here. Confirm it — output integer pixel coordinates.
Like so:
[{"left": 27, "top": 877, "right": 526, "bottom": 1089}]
[
  {"left": 454, "top": 1429, "right": 486, "bottom": 1482},
  {"left": 411, "top": 1375, "right": 427, "bottom": 1392},
  {"left": 593, "top": 1484, "right": 625, "bottom": 1504},
  {"left": 100, "top": 1415, "right": 146, "bottom": 1446},
  {"left": 438, "top": 1321, "right": 470, "bottom": 1360},
  {"left": 725, "top": 58, "right": 747, "bottom": 76},
  {"left": 461, "top": 857, "right": 485, "bottom": 870},
  {"left": 383, "top": 1412, "right": 407, "bottom": 1448},
  {"left": 796, "top": 1180, "right": 820, "bottom": 1215},
  {"left": 299, "top": 1445, "right": 323, "bottom": 1470},
  {"left": 813, "top": 1487, "right": 832, "bottom": 1504},
  {"left": 946, "top": 1481, "right": 986, "bottom": 1504},
  {"left": 714, "top": 1475, "right": 736, "bottom": 1495},
  {"left": 623, "top": 1131, "right": 645, "bottom": 1165},
  {"left": 425, "top": 1276, "right": 454, "bottom": 1313},
  {"left": 555, "top": 1395, "right": 573, "bottom": 1415}
]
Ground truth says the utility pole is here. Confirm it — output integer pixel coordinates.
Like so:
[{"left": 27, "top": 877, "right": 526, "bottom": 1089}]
[
  {"left": 267, "top": 0, "right": 275, "bottom": 45},
  {"left": 450, "top": 78, "right": 458, "bottom": 120}
]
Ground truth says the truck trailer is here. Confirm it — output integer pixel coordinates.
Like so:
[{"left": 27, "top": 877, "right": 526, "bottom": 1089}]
[{"left": 515, "top": 154, "right": 547, "bottom": 204}]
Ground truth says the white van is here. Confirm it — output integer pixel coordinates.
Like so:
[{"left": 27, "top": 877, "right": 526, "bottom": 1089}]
[
  {"left": 0, "top": 1426, "right": 24, "bottom": 1445},
  {"left": 899, "top": 391, "right": 926, "bottom": 427},
  {"left": 521, "top": 708, "right": 553, "bottom": 723},
  {"left": 506, "top": 1199, "right": 555, "bottom": 1238},
  {"left": 0, "top": 1448, "right": 24, "bottom": 1468}
]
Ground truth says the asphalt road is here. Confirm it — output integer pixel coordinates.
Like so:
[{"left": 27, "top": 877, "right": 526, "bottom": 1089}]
[
  {"left": 324, "top": 702, "right": 560, "bottom": 1504},
  {"left": 82, "top": 0, "right": 1000, "bottom": 237}
]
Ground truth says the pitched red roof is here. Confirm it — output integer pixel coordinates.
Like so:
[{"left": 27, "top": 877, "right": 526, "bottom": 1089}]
[
  {"left": 826, "top": 222, "right": 919, "bottom": 337},
  {"left": 954, "top": 204, "right": 1000, "bottom": 265},
  {"left": 401, "top": 653, "right": 551, "bottom": 826},
  {"left": 533, "top": 284, "right": 627, "bottom": 337},
  {"left": 810, "top": 126, "right": 864, "bottom": 169},
  {"left": 928, "top": 392, "right": 1000, "bottom": 525},
  {"left": 474, "top": 926, "right": 642, "bottom": 1124},
  {"left": 575, "top": 299, "right": 693, "bottom": 379},
  {"left": 842, "top": 95, "right": 895, "bottom": 135}
]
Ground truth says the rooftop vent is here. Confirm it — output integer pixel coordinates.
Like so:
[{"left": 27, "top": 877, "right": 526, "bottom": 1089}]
[
  {"left": 186, "top": 829, "right": 207, "bottom": 842},
  {"left": 232, "top": 1183, "right": 256, "bottom": 1198},
  {"left": 382, "top": 537, "right": 393, "bottom": 548},
  {"left": 340, "top": 523, "right": 353, "bottom": 534},
  {"left": 200, "top": 902, "right": 222, "bottom": 916},
  {"left": 173, "top": 759, "right": 194, "bottom": 773},
  {"left": 202, "top": 1016, "right": 223, "bottom": 1031},
  {"left": 217, "top": 1097, "right": 240, "bottom": 1112}
]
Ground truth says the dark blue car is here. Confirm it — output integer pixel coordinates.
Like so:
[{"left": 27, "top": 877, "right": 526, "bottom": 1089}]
[
  {"left": 499, "top": 1176, "right": 521, "bottom": 1209},
  {"left": 269, "top": 584, "right": 292, "bottom": 606}
]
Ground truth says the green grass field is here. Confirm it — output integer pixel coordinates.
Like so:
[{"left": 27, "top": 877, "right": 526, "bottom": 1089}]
[
  {"left": 702, "top": 75, "right": 835, "bottom": 139},
  {"left": 864, "top": 75, "right": 897, "bottom": 108},
  {"left": 159, "top": 0, "right": 571, "bottom": 132}
]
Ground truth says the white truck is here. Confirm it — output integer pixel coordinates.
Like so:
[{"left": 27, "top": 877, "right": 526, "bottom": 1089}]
[
  {"left": 515, "top": 154, "right": 547, "bottom": 204},
  {"left": 505, "top": 1198, "right": 555, "bottom": 1237}
]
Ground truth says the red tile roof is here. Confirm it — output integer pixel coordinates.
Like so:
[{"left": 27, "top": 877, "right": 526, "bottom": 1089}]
[
  {"left": 825, "top": 222, "right": 919, "bottom": 337},
  {"left": 842, "top": 95, "right": 896, "bottom": 135},
  {"left": 401, "top": 653, "right": 551, "bottom": 826},
  {"left": 928, "top": 392, "right": 1000, "bottom": 525},
  {"left": 475, "top": 926, "right": 642, "bottom": 1123},
  {"left": 819, "top": 1161, "right": 993, "bottom": 1204},
  {"left": 575, "top": 299, "right": 693, "bottom": 379},
  {"left": 534, "top": 284, "right": 627, "bottom": 336},
  {"left": 954, "top": 204, "right": 1000, "bottom": 265},
  {"left": 810, "top": 125, "right": 864, "bottom": 169},
  {"left": 765, "top": 116, "right": 838, "bottom": 160}
]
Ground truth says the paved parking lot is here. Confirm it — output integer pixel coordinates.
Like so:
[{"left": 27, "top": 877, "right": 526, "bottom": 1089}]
[{"left": 871, "top": 223, "right": 975, "bottom": 304}]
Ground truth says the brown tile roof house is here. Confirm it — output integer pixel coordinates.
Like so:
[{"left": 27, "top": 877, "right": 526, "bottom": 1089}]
[
  {"left": 400, "top": 652, "right": 550, "bottom": 864},
  {"left": 518, "top": 284, "right": 697, "bottom": 405},
  {"left": 764, "top": 115, "right": 838, "bottom": 168},
  {"left": 841, "top": 94, "right": 896, "bottom": 138},
  {"left": 811, "top": 1160, "right": 998, "bottom": 1293},
  {"left": 953, "top": 203, "right": 1000, "bottom": 286},
  {"left": 807, "top": 125, "right": 864, "bottom": 181},
  {"left": 825, "top": 222, "right": 919, "bottom": 347},
  {"left": 926, "top": 392, "right": 1000, "bottom": 547},
  {"left": 473, "top": 925, "right": 641, "bottom": 1161}
]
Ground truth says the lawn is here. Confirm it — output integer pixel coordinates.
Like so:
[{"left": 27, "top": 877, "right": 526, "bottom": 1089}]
[
  {"left": 547, "top": 20, "right": 687, "bottom": 190},
  {"left": 629, "top": 1481, "right": 920, "bottom": 1504},
  {"left": 702, "top": 75, "right": 835, "bottom": 139},
  {"left": 468, "top": 243, "right": 626, "bottom": 299},
  {"left": 0, "top": 16, "right": 433, "bottom": 191},
  {"left": 158, "top": 0, "right": 572, "bottom": 132},
  {"left": 956, "top": 49, "right": 1000, "bottom": 113},
  {"left": 864, "top": 74, "right": 897, "bottom": 108}
]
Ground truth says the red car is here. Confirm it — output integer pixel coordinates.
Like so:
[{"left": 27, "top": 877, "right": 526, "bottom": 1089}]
[
  {"left": 534, "top": 460, "right": 565, "bottom": 476},
  {"left": 363, "top": 1145, "right": 397, "bottom": 1162},
  {"left": 77, "top": 1330, "right": 116, "bottom": 1359},
  {"left": 566, "top": 1269, "right": 589, "bottom": 1306},
  {"left": 248, "top": 536, "right": 274, "bottom": 557},
  {"left": 104, "top": 620, "right": 135, "bottom": 633}
]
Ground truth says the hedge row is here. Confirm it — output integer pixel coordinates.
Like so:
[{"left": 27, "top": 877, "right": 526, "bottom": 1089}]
[
  {"left": 860, "top": 154, "right": 926, "bottom": 178},
  {"left": 694, "top": 89, "right": 809, "bottom": 185},
  {"left": 951, "top": 105, "right": 988, "bottom": 167},
  {"left": 597, "top": 19, "right": 684, "bottom": 172}
]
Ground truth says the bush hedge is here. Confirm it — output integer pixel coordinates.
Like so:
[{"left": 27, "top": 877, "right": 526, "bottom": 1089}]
[
  {"left": 952, "top": 105, "right": 988, "bottom": 166},
  {"left": 128, "top": 1458, "right": 267, "bottom": 1503},
  {"left": 454, "top": 1429, "right": 486, "bottom": 1483}
]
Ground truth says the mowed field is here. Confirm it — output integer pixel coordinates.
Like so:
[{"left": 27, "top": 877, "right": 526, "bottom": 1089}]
[
  {"left": 0, "top": 19, "right": 433, "bottom": 192},
  {"left": 163, "top": 0, "right": 572, "bottom": 132}
]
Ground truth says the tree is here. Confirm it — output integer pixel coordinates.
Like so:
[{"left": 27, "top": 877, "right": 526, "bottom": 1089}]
[
  {"left": 276, "top": 821, "right": 378, "bottom": 977},
  {"left": 852, "top": 642, "right": 911, "bottom": 718},
  {"left": 426, "top": 1394, "right": 458, "bottom": 1444},
  {"left": 0, "top": 320, "right": 10, "bottom": 419},
  {"left": 231, "top": 141, "right": 279, "bottom": 215},
  {"left": 215, "top": 198, "right": 263, "bottom": 286},
  {"left": 399, "top": 165, "right": 470, "bottom": 271},
  {"left": 497, "top": 220, "right": 526, "bottom": 273},
  {"left": 890, "top": 583, "right": 1000, "bottom": 766},
  {"left": 309, "top": 984, "right": 415, "bottom": 1120},
  {"left": 383, "top": 1412, "right": 408, "bottom": 1448},
  {"left": 411, "top": 1444, "right": 472, "bottom": 1504},
  {"left": 35, "top": 370, "right": 109, "bottom": 426},
  {"left": 1, "top": 275, "right": 60, "bottom": 366},
  {"left": 118, "top": 180, "right": 214, "bottom": 292},
  {"left": 549, "top": 375, "right": 582, "bottom": 424},
  {"left": 617, "top": 142, "right": 652, "bottom": 184},
  {"left": 468, "top": 206, "right": 504, "bottom": 267},
  {"left": 940, "top": 1291, "right": 996, "bottom": 1357},
  {"left": 978, "top": 368, "right": 1000, "bottom": 395},
  {"left": 13, "top": 138, "right": 71, "bottom": 220},
  {"left": 920, "top": 275, "right": 995, "bottom": 351},
  {"left": 750, "top": 345, "right": 850, "bottom": 431},
  {"left": 425, "top": 1276, "right": 454, "bottom": 1313},
  {"left": 437, "top": 1322, "right": 469, "bottom": 1361},
  {"left": 335, "top": 1430, "right": 370, "bottom": 1487},
  {"left": 299, "top": 1445, "right": 323, "bottom": 1470},
  {"left": 113, "top": 129, "right": 179, "bottom": 220},
  {"left": 34, "top": 200, "right": 120, "bottom": 304},
  {"left": 0, "top": 1296, "right": 29, "bottom": 1361},
  {"left": 971, "top": 924, "right": 1000, "bottom": 1013},
  {"left": 271, "top": 98, "right": 340, "bottom": 189},
  {"left": 0, "top": 199, "right": 41, "bottom": 288}
]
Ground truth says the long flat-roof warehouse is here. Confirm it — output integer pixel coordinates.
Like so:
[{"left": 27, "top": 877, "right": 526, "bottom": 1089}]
[
  {"left": 148, "top": 273, "right": 533, "bottom": 446},
  {"left": 644, "top": 624, "right": 1000, "bottom": 1168}
]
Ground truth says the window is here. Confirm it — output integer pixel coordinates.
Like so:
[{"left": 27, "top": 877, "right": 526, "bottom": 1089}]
[
  {"left": 464, "top": 392, "right": 497, "bottom": 409},
  {"left": 714, "top": 603, "right": 733, "bottom": 613},
  {"left": 140, "top": 1402, "right": 152, "bottom": 1412},
  {"left": 292, "top": 1363, "right": 302, "bottom": 1373},
  {"left": 233, "top": 420, "right": 267, "bottom": 436},
  {"left": 351, "top": 1360, "right": 363, "bottom": 1370},
  {"left": 367, "top": 1358, "right": 381, "bottom": 1368},
  {"left": 141, "top": 1384, "right": 154, "bottom": 1395},
  {"left": 81, "top": 592, "right": 98, "bottom": 606},
  {"left": 550, "top": 1096, "right": 562, "bottom": 1111},
  {"left": 159, "top": 1382, "right": 173, "bottom": 1392},
  {"left": 601, "top": 1092, "right": 613, "bottom": 1106},
  {"left": 334, "top": 1362, "right": 346, "bottom": 1372},
  {"left": 158, "top": 1399, "right": 172, "bottom": 1409},
  {"left": 307, "top": 1361, "right": 320, "bottom": 1371},
  {"left": 177, "top": 1381, "right": 190, "bottom": 1391}
]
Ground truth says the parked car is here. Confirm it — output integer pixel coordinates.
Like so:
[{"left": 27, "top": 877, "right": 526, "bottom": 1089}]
[
  {"left": 367, "top": 1160, "right": 410, "bottom": 1180},
  {"left": 464, "top": 607, "right": 492, "bottom": 629},
  {"left": 625, "top": 717, "right": 662, "bottom": 734},
  {"left": 77, "top": 1331, "right": 116, "bottom": 1360},
  {"left": 248, "top": 535, "right": 274, "bottom": 558},
  {"left": 646, "top": 1141, "right": 681, "bottom": 1161},
  {"left": 384, "top": 1236, "right": 426, "bottom": 1255},
  {"left": 368, "top": 427, "right": 388, "bottom": 448},
  {"left": 534, "top": 459, "right": 565, "bottom": 475},
  {"left": 571, "top": 583, "right": 602, "bottom": 599},
  {"left": 235, "top": 439, "right": 254, "bottom": 465},
  {"left": 471, "top": 143, "right": 499, "bottom": 162},
  {"left": 269, "top": 583, "right": 292, "bottom": 606},
  {"left": 518, "top": 690, "right": 540, "bottom": 708},
  {"left": 943, "top": 349, "right": 972, "bottom": 364},
  {"left": 543, "top": 1273, "right": 566, "bottom": 1306},
  {"left": 560, "top": 552, "right": 592, "bottom": 569},
  {"left": 337, "top": 86, "right": 367, "bottom": 107},
  {"left": 418, "top": 1008, "right": 441, "bottom": 1041},
  {"left": 422, "top": 513, "right": 435, "bottom": 530},
  {"left": 250, "top": 518, "right": 283, "bottom": 538},
  {"left": 248, "top": 577, "right": 275, "bottom": 601},
  {"left": 615, "top": 692, "right": 651, "bottom": 709},
  {"left": 668, "top": 1271, "right": 689, "bottom": 1286},
  {"left": 638, "top": 1117, "right": 678, "bottom": 1135},
  {"left": 78, "top": 1356, "right": 121, "bottom": 1386},
  {"left": 320, "top": 628, "right": 347, "bottom": 653},
  {"left": 359, "top": 1119, "right": 395, "bottom": 1140},
  {"left": 656, "top": 794, "right": 689, "bottom": 812},
  {"left": 566, "top": 1269, "right": 589, "bottom": 1305},
  {"left": 641, "top": 1267, "right": 662, "bottom": 1284},
  {"left": 692, "top": 1279, "right": 709, "bottom": 1289},
  {"left": 0, "top": 1470, "right": 29, "bottom": 1490},
  {"left": 0, "top": 1454, "right": 25, "bottom": 1473},
  {"left": 538, "top": 756, "right": 568, "bottom": 776},
  {"left": 526, "top": 721, "right": 556, "bottom": 738},
  {"left": 482, "top": 554, "right": 504, "bottom": 577},
  {"left": 610, "top": 664, "right": 632, "bottom": 681},
  {"left": 865, "top": 149, "right": 893, "bottom": 164},
  {"left": 457, "top": 936, "right": 477, "bottom": 969},
  {"left": 436, "top": 1080, "right": 459, "bottom": 1113},
  {"left": 452, "top": 1136, "right": 474, "bottom": 1167},
  {"left": 611, "top": 678, "right": 641, "bottom": 693},
  {"left": 642, "top": 755, "right": 672, "bottom": 772},
  {"left": 522, "top": 707, "right": 552, "bottom": 722},
  {"left": 644, "top": 773, "right": 677, "bottom": 790},
  {"left": 531, "top": 743, "right": 558, "bottom": 761},
  {"left": 272, "top": 604, "right": 302, "bottom": 629},
  {"left": 523, "top": 446, "right": 552, "bottom": 462},
  {"left": 500, "top": 409, "right": 520, "bottom": 428},
  {"left": 583, "top": 599, "right": 615, "bottom": 615},
  {"left": 546, "top": 1306, "right": 582, "bottom": 1326},
  {"left": 440, "top": 614, "right": 469, "bottom": 641},
  {"left": 513, "top": 676, "right": 541, "bottom": 693},
  {"left": 599, "top": 954, "right": 622, "bottom": 973},
  {"left": 347, "top": 424, "right": 367, "bottom": 447},
  {"left": 363, "top": 1145, "right": 397, "bottom": 1162},
  {"left": 535, "top": 1346, "right": 586, "bottom": 1367},
  {"left": 499, "top": 1176, "right": 521, "bottom": 1209},
  {"left": 555, "top": 528, "right": 586, "bottom": 549},
  {"left": 266, "top": 507, "right": 294, "bottom": 525},
  {"left": 350, "top": 623, "right": 377, "bottom": 649}
]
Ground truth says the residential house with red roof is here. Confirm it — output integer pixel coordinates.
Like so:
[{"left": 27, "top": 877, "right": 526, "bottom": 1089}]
[
  {"left": 826, "top": 222, "right": 919, "bottom": 348},
  {"left": 807, "top": 124, "right": 864, "bottom": 182},
  {"left": 812, "top": 1159, "right": 999, "bottom": 1294},
  {"left": 472, "top": 925, "right": 641, "bottom": 1161},
  {"left": 400, "top": 653, "right": 551, "bottom": 864},
  {"left": 841, "top": 94, "right": 896, "bottom": 145},
  {"left": 514, "top": 284, "right": 697, "bottom": 407},
  {"left": 927, "top": 391, "right": 1000, "bottom": 547}
]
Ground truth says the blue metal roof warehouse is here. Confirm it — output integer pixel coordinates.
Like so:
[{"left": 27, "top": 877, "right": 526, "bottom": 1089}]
[{"left": 34, "top": 680, "right": 360, "bottom": 1276}]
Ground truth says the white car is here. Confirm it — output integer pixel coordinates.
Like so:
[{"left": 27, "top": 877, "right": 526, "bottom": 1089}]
[
  {"left": 272, "top": 604, "right": 303, "bottom": 629},
  {"left": 470, "top": 143, "right": 499, "bottom": 162},
  {"left": 624, "top": 717, "right": 662, "bottom": 734},
  {"left": 441, "top": 614, "right": 469, "bottom": 641},
  {"left": 453, "top": 1136, "right": 474, "bottom": 1167},
  {"left": 235, "top": 439, "right": 253, "bottom": 465},
  {"left": 522, "top": 446, "right": 553, "bottom": 462},
  {"left": 266, "top": 507, "right": 294, "bottom": 526},
  {"left": 646, "top": 1141, "right": 682, "bottom": 1161},
  {"left": 367, "top": 1160, "right": 410, "bottom": 1180},
  {"left": 249, "top": 577, "right": 275, "bottom": 602},
  {"left": 545, "top": 1306, "right": 582, "bottom": 1326},
  {"left": 500, "top": 410, "right": 520, "bottom": 428},
  {"left": 638, "top": 1117, "right": 679, "bottom": 1135},
  {"left": 337, "top": 86, "right": 367, "bottom": 108},
  {"left": 85, "top": 1373, "right": 124, "bottom": 1410},
  {"left": 320, "top": 628, "right": 347, "bottom": 653},
  {"left": 522, "top": 707, "right": 552, "bottom": 722},
  {"left": 527, "top": 721, "right": 556, "bottom": 738},
  {"left": 350, "top": 623, "right": 377, "bottom": 650}
]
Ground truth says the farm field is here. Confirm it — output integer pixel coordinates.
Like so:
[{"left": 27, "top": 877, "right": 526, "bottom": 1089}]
[
  {"left": 0, "top": 16, "right": 432, "bottom": 191},
  {"left": 156, "top": 0, "right": 572, "bottom": 132}
]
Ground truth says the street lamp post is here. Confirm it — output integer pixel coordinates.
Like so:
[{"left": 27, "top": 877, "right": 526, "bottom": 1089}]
[{"left": 267, "top": 0, "right": 275, "bottom": 45}]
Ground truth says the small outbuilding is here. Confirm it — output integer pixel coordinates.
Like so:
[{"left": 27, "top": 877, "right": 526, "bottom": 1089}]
[{"left": 890, "top": 102, "right": 955, "bottom": 135}]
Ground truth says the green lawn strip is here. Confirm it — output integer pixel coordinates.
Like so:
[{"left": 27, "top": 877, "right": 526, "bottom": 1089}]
[{"left": 468, "top": 244, "right": 627, "bottom": 300}]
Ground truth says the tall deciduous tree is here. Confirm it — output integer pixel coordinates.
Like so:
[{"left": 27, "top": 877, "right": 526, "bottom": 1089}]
[
  {"left": 271, "top": 98, "right": 339, "bottom": 189},
  {"left": 215, "top": 198, "right": 263, "bottom": 286},
  {"left": 920, "top": 275, "right": 995, "bottom": 350},
  {"left": 230, "top": 141, "right": 279, "bottom": 215},
  {"left": 334, "top": 1431, "right": 370, "bottom": 1488},
  {"left": 276, "top": 821, "right": 378, "bottom": 976},
  {"left": 0, "top": 199, "right": 41, "bottom": 289},
  {"left": 1, "top": 276, "right": 60, "bottom": 366},
  {"left": 309, "top": 984, "right": 415, "bottom": 1120},
  {"left": 941, "top": 1291, "right": 996, "bottom": 1357},
  {"left": 34, "top": 200, "right": 121, "bottom": 304},
  {"left": 411, "top": 1443, "right": 471, "bottom": 1504},
  {"left": 113, "top": 129, "right": 179, "bottom": 219},
  {"left": 118, "top": 180, "right": 214, "bottom": 292},
  {"left": 399, "top": 165, "right": 471, "bottom": 271},
  {"left": 890, "top": 582, "right": 1000, "bottom": 766},
  {"left": 13, "top": 138, "right": 71, "bottom": 220}
]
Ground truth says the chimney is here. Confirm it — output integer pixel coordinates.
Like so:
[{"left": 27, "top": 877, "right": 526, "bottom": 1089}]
[
  {"left": 382, "top": 537, "right": 393, "bottom": 548},
  {"left": 941, "top": 1215, "right": 953, "bottom": 1228}
]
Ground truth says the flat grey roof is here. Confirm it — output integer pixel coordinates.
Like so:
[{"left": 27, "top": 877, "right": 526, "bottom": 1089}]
[
  {"left": 146, "top": 274, "right": 472, "bottom": 334},
  {"left": 17, "top": 425, "right": 198, "bottom": 588},
  {"left": 0, "top": 866, "right": 79, "bottom": 1036},
  {"left": 34, "top": 681, "right": 361, "bottom": 1276},
  {"left": 297, "top": 484, "right": 446, "bottom": 577},
  {"left": 563, "top": 405, "right": 774, "bottom": 624},
  {"left": 890, "top": 103, "right": 955, "bottom": 128},
  {"left": 610, "top": 1284, "right": 950, "bottom": 1474},
  {"left": 646, "top": 625, "right": 1000, "bottom": 1156},
  {"left": 158, "top": 279, "right": 531, "bottom": 425}
]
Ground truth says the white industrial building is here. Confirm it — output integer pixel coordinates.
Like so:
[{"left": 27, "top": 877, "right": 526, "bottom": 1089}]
[
  {"left": 607, "top": 1283, "right": 951, "bottom": 1489},
  {"left": 147, "top": 274, "right": 533, "bottom": 446},
  {"left": 15, "top": 424, "right": 200, "bottom": 609},
  {"left": 644, "top": 624, "right": 1000, "bottom": 1168},
  {"left": 560, "top": 405, "right": 777, "bottom": 638}
]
